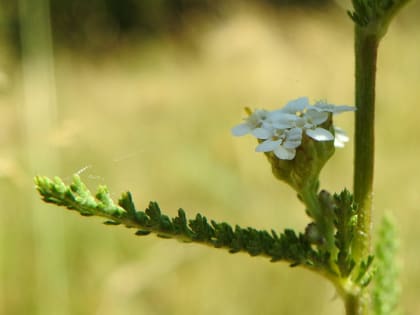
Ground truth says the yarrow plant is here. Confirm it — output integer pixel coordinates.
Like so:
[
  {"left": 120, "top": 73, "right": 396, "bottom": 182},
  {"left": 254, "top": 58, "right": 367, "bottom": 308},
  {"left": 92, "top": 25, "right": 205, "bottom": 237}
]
[{"left": 34, "top": 1, "right": 412, "bottom": 314}]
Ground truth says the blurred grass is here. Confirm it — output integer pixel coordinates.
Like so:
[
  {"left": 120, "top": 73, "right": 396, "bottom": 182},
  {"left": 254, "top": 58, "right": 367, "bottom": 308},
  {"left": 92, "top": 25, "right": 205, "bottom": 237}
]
[{"left": 0, "top": 2, "right": 420, "bottom": 315}]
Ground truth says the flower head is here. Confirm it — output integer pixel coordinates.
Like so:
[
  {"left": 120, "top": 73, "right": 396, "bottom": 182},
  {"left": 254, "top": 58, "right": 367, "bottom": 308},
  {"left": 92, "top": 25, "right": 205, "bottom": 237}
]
[
  {"left": 232, "top": 97, "right": 355, "bottom": 191},
  {"left": 232, "top": 97, "right": 354, "bottom": 160}
]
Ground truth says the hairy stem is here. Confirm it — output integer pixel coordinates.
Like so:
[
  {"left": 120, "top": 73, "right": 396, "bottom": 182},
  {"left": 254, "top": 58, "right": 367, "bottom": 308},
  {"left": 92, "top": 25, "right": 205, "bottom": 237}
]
[
  {"left": 351, "top": 25, "right": 380, "bottom": 315},
  {"left": 353, "top": 26, "right": 379, "bottom": 263}
]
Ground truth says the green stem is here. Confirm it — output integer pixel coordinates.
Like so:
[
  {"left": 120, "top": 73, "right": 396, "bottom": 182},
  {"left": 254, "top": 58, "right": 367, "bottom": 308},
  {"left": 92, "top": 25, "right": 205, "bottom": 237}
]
[
  {"left": 353, "top": 26, "right": 380, "bottom": 263},
  {"left": 349, "top": 2, "right": 411, "bottom": 314},
  {"left": 350, "top": 25, "right": 380, "bottom": 315},
  {"left": 300, "top": 188, "right": 335, "bottom": 254},
  {"left": 345, "top": 293, "right": 363, "bottom": 315}
]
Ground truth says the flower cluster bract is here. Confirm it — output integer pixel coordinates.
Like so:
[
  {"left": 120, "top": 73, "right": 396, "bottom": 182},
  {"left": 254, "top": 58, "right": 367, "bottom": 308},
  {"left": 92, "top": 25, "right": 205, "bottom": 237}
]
[{"left": 232, "top": 97, "right": 355, "bottom": 160}]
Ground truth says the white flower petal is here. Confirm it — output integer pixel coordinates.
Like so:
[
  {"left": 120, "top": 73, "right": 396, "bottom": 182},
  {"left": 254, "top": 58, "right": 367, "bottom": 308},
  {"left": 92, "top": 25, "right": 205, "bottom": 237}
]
[
  {"left": 284, "top": 128, "right": 303, "bottom": 149},
  {"left": 271, "top": 121, "right": 296, "bottom": 129},
  {"left": 332, "top": 105, "right": 356, "bottom": 113},
  {"left": 334, "top": 139, "right": 345, "bottom": 148},
  {"left": 274, "top": 146, "right": 296, "bottom": 160},
  {"left": 283, "top": 140, "right": 301, "bottom": 149},
  {"left": 334, "top": 127, "right": 349, "bottom": 140},
  {"left": 246, "top": 109, "right": 270, "bottom": 126},
  {"left": 269, "top": 109, "right": 285, "bottom": 117},
  {"left": 249, "top": 109, "right": 269, "bottom": 121},
  {"left": 282, "top": 97, "right": 309, "bottom": 114},
  {"left": 252, "top": 109, "right": 268, "bottom": 116},
  {"left": 269, "top": 112, "right": 297, "bottom": 129},
  {"left": 314, "top": 102, "right": 355, "bottom": 114},
  {"left": 231, "top": 123, "right": 251, "bottom": 136},
  {"left": 294, "top": 117, "right": 306, "bottom": 128},
  {"left": 288, "top": 127, "right": 303, "bottom": 138},
  {"left": 306, "top": 128, "right": 334, "bottom": 141},
  {"left": 284, "top": 128, "right": 301, "bottom": 145},
  {"left": 305, "top": 110, "right": 329, "bottom": 125},
  {"left": 313, "top": 103, "right": 334, "bottom": 112},
  {"left": 252, "top": 127, "right": 272, "bottom": 139},
  {"left": 255, "top": 139, "right": 282, "bottom": 152},
  {"left": 334, "top": 127, "right": 350, "bottom": 148}
]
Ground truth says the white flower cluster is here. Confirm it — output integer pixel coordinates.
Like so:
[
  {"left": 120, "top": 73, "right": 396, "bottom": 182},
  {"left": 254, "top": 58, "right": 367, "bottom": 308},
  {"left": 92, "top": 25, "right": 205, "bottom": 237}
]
[{"left": 232, "top": 97, "right": 355, "bottom": 160}]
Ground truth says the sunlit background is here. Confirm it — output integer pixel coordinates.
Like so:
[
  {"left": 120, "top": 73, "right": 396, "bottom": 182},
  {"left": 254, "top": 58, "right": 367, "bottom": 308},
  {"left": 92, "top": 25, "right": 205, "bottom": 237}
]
[{"left": 0, "top": 1, "right": 419, "bottom": 314}]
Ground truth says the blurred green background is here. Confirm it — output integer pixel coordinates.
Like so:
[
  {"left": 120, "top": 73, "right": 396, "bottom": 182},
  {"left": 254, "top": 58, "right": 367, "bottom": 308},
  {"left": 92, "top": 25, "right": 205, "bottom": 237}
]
[{"left": 0, "top": 1, "right": 419, "bottom": 314}]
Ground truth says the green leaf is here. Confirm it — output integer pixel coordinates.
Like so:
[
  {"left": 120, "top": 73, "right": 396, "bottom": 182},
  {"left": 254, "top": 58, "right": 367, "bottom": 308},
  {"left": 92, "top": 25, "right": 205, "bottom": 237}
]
[
  {"left": 349, "top": 0, "right": 412, "bottom": 37},
  {"left": 332, "top": 189, "right": 358, "bottom": 277},
  {"left": 34, "top": 175, "right": 329, "bottom": 273},
  {"left": 354, "top": 255, "right": 375, "bottom": 288},
  {"left": 372, "top": 214, "right": 400, "bottom": 315}
]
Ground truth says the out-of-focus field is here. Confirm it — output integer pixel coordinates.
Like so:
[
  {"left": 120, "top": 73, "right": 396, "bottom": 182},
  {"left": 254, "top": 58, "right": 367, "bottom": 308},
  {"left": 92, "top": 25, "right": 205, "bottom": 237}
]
[{"left": 1, "top": 3, "right": 420, "bottom": 315}]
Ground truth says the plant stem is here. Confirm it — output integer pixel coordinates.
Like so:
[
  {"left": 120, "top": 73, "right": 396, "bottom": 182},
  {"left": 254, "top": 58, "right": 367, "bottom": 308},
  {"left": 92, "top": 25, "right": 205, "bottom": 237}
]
[
  {"left": 353, "top": 25, "right": 379, "bottom": 262},
  {"left": 345, "top": 292, "right": 363, "bottom": 315},
  {"left": 350, "top": 25, "right": 380, "bottom": 315},
  {"left": 300, "top": 188, "right": 335, "bottom": 254}
]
